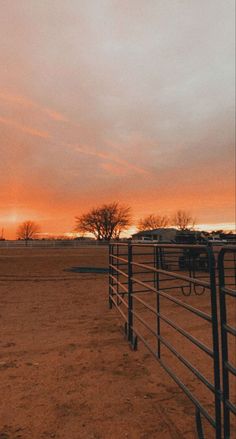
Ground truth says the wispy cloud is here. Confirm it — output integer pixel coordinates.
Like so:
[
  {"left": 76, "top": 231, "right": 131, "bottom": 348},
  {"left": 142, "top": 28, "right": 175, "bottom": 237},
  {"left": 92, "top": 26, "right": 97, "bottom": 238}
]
[
  {"left": 0, "top": 90, "right": 68, "bottom": 124},
  {"left": 73, "top": 144, "right": 149, "bottom": 176},
  {"left": 0, "top": 116, "right": 50, "bottom": 138},
  {"left": 44, "top": 109, "right": 68, "bottom": 122},
  {"left": 0, "top": 91, "right": 34, "bottom": 107},
  {"left": 101, "top": 162, "right": 126, "bottom": 176}
]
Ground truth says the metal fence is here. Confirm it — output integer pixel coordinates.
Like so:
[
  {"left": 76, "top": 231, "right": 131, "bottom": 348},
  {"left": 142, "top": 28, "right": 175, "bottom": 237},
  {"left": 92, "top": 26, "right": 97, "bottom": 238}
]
[
  {"left": 109, "top": 243, "right": 236, "bottom": 438},
  {"left": 0, "top": 239, "right": 108, "bottom": 248},
  {"left": 218, "top": 247, "right": 236, "bottom": 439}
]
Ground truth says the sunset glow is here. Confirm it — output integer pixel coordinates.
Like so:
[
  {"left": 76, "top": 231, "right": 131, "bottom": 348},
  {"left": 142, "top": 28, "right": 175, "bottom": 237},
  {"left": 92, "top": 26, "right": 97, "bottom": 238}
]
[{"left": 0, "top": 1, "right": 235, "bottom": 239}]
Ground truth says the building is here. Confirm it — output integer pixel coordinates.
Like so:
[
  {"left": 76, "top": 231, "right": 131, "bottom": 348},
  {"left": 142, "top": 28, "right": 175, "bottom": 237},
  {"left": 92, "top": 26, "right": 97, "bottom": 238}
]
[
  {"left": 132, "top": 228, "right": 208, "bottom": 244},
  {"left": 219, "top": 233, "right": 236, "bottom": 244},
  {"left": 175, "top": 230, "right": 205, "bottom": 244},
  {"left": 132, "top": 228, "right": 177, "bottom": 242}
]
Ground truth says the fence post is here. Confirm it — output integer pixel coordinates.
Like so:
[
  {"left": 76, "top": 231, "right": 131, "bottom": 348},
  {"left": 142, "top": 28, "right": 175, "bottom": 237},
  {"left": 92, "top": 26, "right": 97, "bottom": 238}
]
[
  {"left": 108, "top": 243, "right": 113, "bottom": 309},
  {"left": 116, "top": 244, "right": 120, "bottom": 305},
  {"left": 207, "top": 246, "right": 222, "bottom": 439},
  {"left": 154, "top": 246, "right": 161, "bottom": 359},
  {"left": 127, "top": 242, "right": 135, "bottom": 347}
]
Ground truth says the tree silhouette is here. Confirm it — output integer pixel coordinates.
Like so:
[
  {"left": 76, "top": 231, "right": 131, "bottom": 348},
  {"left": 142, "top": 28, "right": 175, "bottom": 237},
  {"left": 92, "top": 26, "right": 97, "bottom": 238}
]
[
  {"left": 17, "top": 221, "right": 40, "bottom": 243},
  {"left": 138, "top": 214, "right": 169, "bottom": 230},
  {"left": 172, "top": 210, "right": 196, "bottom": 230},
  {"left": 0, "top": 228, "right": 5, "bottom": 240},
  {"left": 75, "top": 202, "right": 131, "bottom": 241}
]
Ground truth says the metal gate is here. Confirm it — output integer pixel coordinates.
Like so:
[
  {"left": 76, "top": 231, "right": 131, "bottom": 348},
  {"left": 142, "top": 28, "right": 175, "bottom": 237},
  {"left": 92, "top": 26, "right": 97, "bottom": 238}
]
[
  {"left": 109, "top": 243, "right": 223, "bottom": 438},
  {"left": 218, "top": 247, "right": 236, "bottom": 439}
]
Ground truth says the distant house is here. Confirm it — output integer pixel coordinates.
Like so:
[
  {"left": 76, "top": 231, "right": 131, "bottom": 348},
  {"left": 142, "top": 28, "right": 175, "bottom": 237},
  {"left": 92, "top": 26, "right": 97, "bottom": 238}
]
[
  {"left": 175, "top": 230, "right": 206, "bottom": 244},
  {"left": 132, "top": 228, "right": 207, "bottom": 244},
  {"left": 219, "top": 233, "right": 236, "bottom": 244},
  {"left": 132, "top": 228, "right": 177, "bottom": 243}
]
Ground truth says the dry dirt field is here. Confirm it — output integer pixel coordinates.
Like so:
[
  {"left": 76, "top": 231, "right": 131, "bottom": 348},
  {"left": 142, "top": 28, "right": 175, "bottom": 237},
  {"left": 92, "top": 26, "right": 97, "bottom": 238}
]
[{"left": 0, "top": 247, "right": 234, "bottom": 439}]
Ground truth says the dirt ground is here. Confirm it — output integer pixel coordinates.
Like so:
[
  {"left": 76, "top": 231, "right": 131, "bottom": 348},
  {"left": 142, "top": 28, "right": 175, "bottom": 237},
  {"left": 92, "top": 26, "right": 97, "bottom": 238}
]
[{"left": 0, "top": 247, "right": 234, "bottom": 439}]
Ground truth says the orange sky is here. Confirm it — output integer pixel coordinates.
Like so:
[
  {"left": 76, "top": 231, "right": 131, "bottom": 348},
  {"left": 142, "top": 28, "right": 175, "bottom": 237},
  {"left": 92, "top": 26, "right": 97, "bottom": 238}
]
[{"left": 0, "top": 1, "right": 235, "bottom": 239}]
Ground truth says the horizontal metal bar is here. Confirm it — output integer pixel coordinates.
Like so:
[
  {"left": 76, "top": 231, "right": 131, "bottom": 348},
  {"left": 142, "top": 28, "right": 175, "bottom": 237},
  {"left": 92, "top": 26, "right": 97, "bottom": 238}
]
[
  {"left": 109, "top": 284, "right": 129, "bottom": 302},
  {"left": 133, "top": 270, "right": 155, "bottom": 275},
  {"left": 157, "top": 284, "right": 191, "bottom": 291},
  {"left": 110, "top": 290, "right": 153, "bottom": 295},
  {"left": 131, "top": 276, "right": 212, "bottom": 323},
  {"left": 131, "top": 328, "right": 216, "bottom": 428},
  {"left": 111, "top": 288, "right": 155, "bottom": 295},
  {"left": 158, "top": 335, "right": 215, "bottom": 393},
  {"left": 223, "top": 323, "right": 236, "bottom": 337},
  {"left": 225, "top": 361, "right": 236, "bottom": 376},
  {"left": 132, "top": 293, "right": 158, "bottom": 313},
  {"left": 109, "top": 274, "right": 129, "bottom": 293},
  {"left": 221, "top": 286, "right": 236, "bottom": 298},
  {"left": 133, "top": 278, "right": 155, "bottom": 283},
  {"left": 158, "top": 277, "right": 181, "bottom": 282},
  {"left": 110, "top": 296, "right": 128, "bottom": 321},
  {"left": 132, "top": 290, "right": 152, "bottom": 294},
  {"left": 159, "top": 359, "right": 216, "bottom": 428},
  {"left": 131, "top": 309, "right": 157, "bottom": 337},
  {"left": 225, "top": 399, "right": 236, "bottom": 415},
  {"left": 109, "top": 274, "right": 129, "bottom": 285},
  {"left": 112, "top": 263, "right": 128, "bottom": 267},
  {"left": 132, "top": 293, "right": 213, "bottom": 357},
  {"left": 109, "top": 243, "right": 129, "bottom": 246},
  {"left": 132, "top": 244, "right": 208, "bottom": 249},
  {"left": 111, "top": 255, "right": 128, "bottom": 263},
  {"left": 110, "top": 264, "right": 129, "bottom": 279},
  {"left": 131, "top": 261, "right": 210, "bottom": 288},
  {"left": 131, "top": 305, "right": 215, "bottom": 392}
]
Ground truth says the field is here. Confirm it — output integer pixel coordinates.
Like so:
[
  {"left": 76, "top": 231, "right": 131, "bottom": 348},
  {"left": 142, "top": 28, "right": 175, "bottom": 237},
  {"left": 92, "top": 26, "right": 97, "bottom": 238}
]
[{"left": 0, "top": 247, "right": 234, "bottom": 439}]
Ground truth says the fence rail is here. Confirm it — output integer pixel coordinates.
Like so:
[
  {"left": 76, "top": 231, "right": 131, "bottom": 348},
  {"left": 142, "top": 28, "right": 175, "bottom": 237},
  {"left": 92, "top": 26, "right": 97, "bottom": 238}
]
[{"left": 109, "top": 243, "right": 236, "bottom": 439}]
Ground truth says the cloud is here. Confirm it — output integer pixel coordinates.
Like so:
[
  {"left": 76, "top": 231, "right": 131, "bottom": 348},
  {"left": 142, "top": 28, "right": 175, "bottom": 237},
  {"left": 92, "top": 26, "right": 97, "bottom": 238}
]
[
  {"left": 0, "top": 90, "right": 34, "bottom": 107},
  {"left": 0, "top": 116, "right": 50, "bottom": 138},
  {"left": 44, "top": 109, "right": 68, "bottom": 122},
  {"left": 72, "top": 144, "right": 149, "bottom": 175},
  {"left": 0, "top": 89, "right": 68, "bottom": 124},
  {"left": 100, "top": 162, "right": 126, "bottom": 176}
]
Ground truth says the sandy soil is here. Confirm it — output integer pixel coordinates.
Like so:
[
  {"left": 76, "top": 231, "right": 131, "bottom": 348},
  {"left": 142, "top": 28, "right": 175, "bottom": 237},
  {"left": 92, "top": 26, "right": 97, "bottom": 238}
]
[{"left": 0, "top": 248, "right": 234, "bottom": 439}]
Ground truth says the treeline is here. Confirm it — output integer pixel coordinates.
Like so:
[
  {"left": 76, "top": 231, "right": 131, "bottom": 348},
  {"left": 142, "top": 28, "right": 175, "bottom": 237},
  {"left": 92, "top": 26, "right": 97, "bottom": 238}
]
[
  {"left": 75, "top": 203, "right": 196, "bottom": 240},
  {"left": 10, "top": 202, "right": 197, "bottom": 242}
]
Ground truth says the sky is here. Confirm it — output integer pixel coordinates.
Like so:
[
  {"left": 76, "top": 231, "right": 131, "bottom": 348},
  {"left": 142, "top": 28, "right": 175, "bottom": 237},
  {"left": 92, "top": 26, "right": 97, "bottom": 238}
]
[{"left": 0, "top": 0, "right": 235, "bottom": 239}]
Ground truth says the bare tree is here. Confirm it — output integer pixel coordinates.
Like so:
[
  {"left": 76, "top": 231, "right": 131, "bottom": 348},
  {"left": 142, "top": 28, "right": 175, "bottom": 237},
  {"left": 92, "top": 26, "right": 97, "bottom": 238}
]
[
  {"left": 172, "top": 210, "right": 196, "bottom": 230},
  {"left": 75, "top": 202, "right": 131, "bottom": 241},
  {"left": 0, "top": 228, "right": 5, "bottom": 241},
  {"left": 17, "top": 221, "right": 40, "bottom": 243},
  {"left": 138, "top": 214, "right": 169, "bottom": 231}
]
